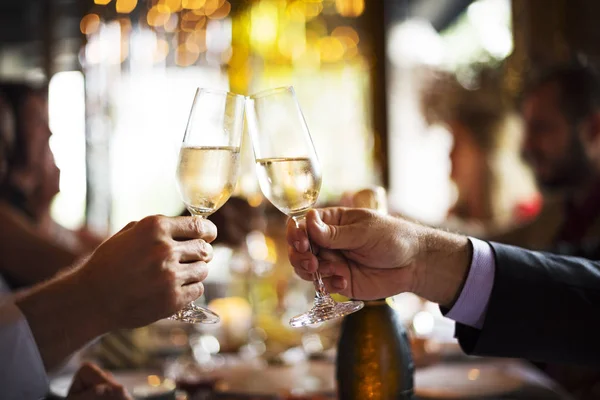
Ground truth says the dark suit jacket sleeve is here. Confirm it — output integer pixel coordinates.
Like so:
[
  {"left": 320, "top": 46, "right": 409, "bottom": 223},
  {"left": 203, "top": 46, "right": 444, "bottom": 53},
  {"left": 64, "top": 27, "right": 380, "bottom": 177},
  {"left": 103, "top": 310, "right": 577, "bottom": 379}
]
[{"left": 454, "top": 242, "right": 600, "bottom": 365}]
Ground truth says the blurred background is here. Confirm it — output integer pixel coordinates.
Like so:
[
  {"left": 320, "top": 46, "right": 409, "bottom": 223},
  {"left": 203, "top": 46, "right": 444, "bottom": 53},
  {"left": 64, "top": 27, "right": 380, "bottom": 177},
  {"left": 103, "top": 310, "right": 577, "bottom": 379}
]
[
  {"left": 3, "top": 0, "right": 599, "bottom": 397},
  {"left": 0, "top": 0, "right": 529, "bottom": 233}
]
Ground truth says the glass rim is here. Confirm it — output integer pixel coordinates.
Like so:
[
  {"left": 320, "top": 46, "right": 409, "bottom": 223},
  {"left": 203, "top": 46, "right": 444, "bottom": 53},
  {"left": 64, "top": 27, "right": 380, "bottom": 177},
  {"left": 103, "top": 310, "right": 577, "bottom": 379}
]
[
  {"left": 247, "top": 86, "right": 295, "bottom": 100},
  {"left": 196, "top": 87, "right": 245, "bottom": 100}
]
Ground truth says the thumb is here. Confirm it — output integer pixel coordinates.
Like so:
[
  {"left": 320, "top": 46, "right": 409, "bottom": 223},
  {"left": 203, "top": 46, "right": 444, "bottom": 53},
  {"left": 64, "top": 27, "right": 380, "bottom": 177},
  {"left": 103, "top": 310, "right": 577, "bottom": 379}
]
[{"left": 306, "top": 209, "right": 362, "bottom": 250}]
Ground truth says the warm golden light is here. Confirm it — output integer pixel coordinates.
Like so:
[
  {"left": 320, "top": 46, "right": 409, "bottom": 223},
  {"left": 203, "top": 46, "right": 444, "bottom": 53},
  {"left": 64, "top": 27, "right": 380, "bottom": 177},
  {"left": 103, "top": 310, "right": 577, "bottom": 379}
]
[
  {"left": 265, "top": 236, "right": 277, "bottom": 264},
  {"left": 294, "top": 46, "right": 321, "bottom": 68},
  {"left": 119, "top": 17, "right": 132, "bottom": 33},
  {"left": 204, "top": 0, "right": 224, "bottom": 15},
  {"left": 468, "top": 369, "right": 480, "bottom": 381},
  {"left": 286, "top": 1, "right": 305, "bottom": 22},
  {"left": 116, "top": 0, "right": 137, "bottom": 14},
  {"left": 176, "top": 43, "right": 200, "bottom": 66},
  {"left": 304, "top": 1, "right": 323, "bottom": 20},
  {"left": 94, "top": 0, "right": 111, "bottom": 4},
  {"left": 186, "top": 29, "right": 207, "bottom": 51},
  {"left": 319, "top": 36, "right": 344, "bottom": 62},
  {"left": 332, "top": 26, "right": 359, "bottom": 45},
  {"left": 181, "top": 19, "right": 197, "bottom": 32},
  {"left": 250, "top": 2, "right": 279, "bottom": 49},
  {"left": 248, "top": 193, "right": 263, "bottom": 208},
  {"left": 80, "top": 14, "right": 101, "bottom": 35},
  {"left": 182, "top": 0, "right": 206, "bottom": 10},
  {"left": 147, "top": 375, "right": 161, "bottom": 387},
  {"left": 278, "top": 22, "right": 306, "bottom": 59},
  {"left": 160, "top": 0, "right": 182, "bottom": 13},
  {"left": 147, "top": 6, "right": 171, "bottom": 27},
  {"left": 156, "top": 4, "right": 170, "bottom": 13},
  {"left": 182, "top": 10, "right": 203, "bottom": 21},
  {"left": 154, "top": 39, "right": 170, "bottom": 62},
  {"left": 163, "top": 13, "right": 179, "bottom": 32},
  {"left": 208, "top": 1, "right": 231, "bottom": 19},
  {"left": 195, "top": 17, "right": 207, "bottom": 30},
  {"left": 335, "top": 0, "right": 364, "bottom": 17}
]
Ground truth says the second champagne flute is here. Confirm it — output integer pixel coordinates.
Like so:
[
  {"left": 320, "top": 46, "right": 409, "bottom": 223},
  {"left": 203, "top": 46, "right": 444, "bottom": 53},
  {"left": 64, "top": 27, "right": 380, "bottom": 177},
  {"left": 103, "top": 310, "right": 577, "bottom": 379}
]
[
  {"left": 246, "top": 86, "right": 364, "bottom": 327},
  {"left": 174, "top": 88, "right": 245, "bottom": 324}
]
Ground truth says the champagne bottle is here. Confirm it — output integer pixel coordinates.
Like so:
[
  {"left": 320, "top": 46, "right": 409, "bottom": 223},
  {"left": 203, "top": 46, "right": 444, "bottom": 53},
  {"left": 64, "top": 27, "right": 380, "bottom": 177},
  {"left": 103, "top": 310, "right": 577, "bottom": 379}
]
[{"left": 336, "top": 187, "right": 415, "bottom": 400}]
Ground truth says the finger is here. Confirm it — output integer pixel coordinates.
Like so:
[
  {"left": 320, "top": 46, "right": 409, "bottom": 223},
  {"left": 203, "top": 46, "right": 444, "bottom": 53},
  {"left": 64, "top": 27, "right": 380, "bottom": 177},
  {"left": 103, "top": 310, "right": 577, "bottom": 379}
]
[
  {"left": 177, "top": 239, "right": 213, "bottom": 263},
  {"left": 68, "top": 363, "right": 115, "bottom": 394},
  {"left": 180, "top": 281, "right": 204, "bottom": 304},
  {"left": 177, "top": 261, "right": 209, "bottom": 285},
  {"left": 328, "top": 275, "right": 348, "bottom": 292},
  {"left": 288, "top": 246, "right": 318, "bottom": 273},
  {"left": 293, "top": 259, "right": 344, "bottom": 280},
  {"left": 293, "top": 267, "right": 314, "bottom": 282},
  {"left": 286, "top": 218, "right": 310, "bottom": 253},
  {"left": 292, "top": 268, "right": 349, "bottom": 296},
  {"left": 305, "top": 208, "right": 366, "bottom": 250},
  {"left": 168, "top": 216, "right": 217, "bottom": 242}
]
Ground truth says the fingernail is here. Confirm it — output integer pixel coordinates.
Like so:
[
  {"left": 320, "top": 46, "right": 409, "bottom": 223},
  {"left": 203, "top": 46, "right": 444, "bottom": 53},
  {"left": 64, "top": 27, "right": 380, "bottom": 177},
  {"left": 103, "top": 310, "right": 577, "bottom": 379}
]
[
  {"left": 294, "top": 241, "right": 301, "bottom": 252},
  {"left": 301, "top": 260, "right": 310, "bottom": 270}
]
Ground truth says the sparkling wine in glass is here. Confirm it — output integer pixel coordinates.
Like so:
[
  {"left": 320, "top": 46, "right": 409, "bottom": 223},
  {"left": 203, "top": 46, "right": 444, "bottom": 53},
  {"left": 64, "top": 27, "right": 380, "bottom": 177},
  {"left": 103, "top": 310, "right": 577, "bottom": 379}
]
[
  {"left": 173, "top": 88, "right": 245, "bottom": 324},
  {"left": 246, "top": 86, "right": 364, "bottom": 327}
]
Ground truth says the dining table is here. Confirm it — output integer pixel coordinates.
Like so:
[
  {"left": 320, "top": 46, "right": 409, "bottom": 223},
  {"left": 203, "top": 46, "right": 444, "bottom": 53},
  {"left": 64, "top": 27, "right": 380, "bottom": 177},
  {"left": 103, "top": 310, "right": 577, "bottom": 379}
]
[{"left": 49, "top": 349, "right": 574, "bottom": 400}]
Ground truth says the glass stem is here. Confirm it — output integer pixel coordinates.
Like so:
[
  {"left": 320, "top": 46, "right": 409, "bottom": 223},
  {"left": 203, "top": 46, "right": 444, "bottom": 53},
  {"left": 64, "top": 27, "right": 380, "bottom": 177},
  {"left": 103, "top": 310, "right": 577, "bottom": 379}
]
[{"left": 293, "top": 215, "right": 329, "bottom": 299}]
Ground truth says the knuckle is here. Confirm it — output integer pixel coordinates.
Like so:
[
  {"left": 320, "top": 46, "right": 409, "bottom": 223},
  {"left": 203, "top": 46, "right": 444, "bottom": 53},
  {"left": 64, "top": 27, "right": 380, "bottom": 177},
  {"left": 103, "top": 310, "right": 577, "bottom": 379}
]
[
  {"left": 200, "top": 241, "right": 213, "bottom": 260},
  {"left": 140, "top": 215, "right": 167, "bottom": 236},
  {"left": 152, "top": 241, "right": 176, "bottom": 264},
  {"left": 196, "top": 262, "right": 209, "bottom": 281},
  {"left": 162, "top": 267, "right": 178, "bottom": 285},
  {"left": 189, "top": 282, "right": 204, "bottom": 300},
  {"left": 189, "top": 217, "right": 205, "bottom": 236}
]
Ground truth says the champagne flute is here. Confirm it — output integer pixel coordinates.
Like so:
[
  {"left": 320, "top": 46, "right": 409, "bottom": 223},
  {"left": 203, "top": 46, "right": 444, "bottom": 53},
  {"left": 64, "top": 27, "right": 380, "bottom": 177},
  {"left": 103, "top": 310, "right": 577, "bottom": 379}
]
[
  {"left": 173, "top": 88, "right": 245, "bottom": 324},
  {"left": 246, "top": 86, "right": 364, "bottom": 327}
]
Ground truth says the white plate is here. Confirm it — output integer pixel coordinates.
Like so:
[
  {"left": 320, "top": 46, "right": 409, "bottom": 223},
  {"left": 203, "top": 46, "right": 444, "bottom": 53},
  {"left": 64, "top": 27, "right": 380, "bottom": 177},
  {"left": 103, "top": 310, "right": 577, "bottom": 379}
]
[{"left": 415, "top": 362, "right": 525, "bottom": 399}]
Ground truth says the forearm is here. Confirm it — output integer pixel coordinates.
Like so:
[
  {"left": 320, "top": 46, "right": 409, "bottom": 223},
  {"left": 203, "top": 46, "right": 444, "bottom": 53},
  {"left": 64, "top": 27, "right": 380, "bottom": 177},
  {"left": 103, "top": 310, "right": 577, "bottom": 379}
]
[
  {"left": 413, "top": 226, "right": 472, "bottom": 308},
  {"left": 14, "top": 270, "right": 111, "bottom": 370},
  {"left": 0, "top": 203, "right": 78, "bottom": 286}
]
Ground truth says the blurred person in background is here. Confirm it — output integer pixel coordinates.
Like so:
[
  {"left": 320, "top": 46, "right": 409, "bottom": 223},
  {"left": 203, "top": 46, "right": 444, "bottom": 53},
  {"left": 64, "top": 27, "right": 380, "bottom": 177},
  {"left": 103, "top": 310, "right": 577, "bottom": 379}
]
[
  {"left": 422, "top": 68, "right": 540, "bottom": 237},
  {"left": 496, "top": 60, "right": 600, "bottom": 254},
  {"left": 0, "top": 82, "right": 102, "bottom": 258},
  {"left": 493, "top": 60, "right": 600, "bottom": 399}
]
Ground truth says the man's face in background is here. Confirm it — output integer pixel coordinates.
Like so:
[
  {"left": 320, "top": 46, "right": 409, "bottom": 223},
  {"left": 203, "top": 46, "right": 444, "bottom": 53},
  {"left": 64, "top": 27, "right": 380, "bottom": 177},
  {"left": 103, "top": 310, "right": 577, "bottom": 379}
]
[{"left": 522, "top": 82, "right": 591, "bottom": 191}]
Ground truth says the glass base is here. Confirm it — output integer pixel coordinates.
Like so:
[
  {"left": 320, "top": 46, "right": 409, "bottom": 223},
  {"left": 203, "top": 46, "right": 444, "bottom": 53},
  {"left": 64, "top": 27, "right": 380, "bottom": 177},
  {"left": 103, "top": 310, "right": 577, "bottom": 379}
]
[
  {"left": 289, "top": 296, "right": 364, "bottom": 327},
  {"left": 169, "top": 302, "right": 220, "bottom": 324}
]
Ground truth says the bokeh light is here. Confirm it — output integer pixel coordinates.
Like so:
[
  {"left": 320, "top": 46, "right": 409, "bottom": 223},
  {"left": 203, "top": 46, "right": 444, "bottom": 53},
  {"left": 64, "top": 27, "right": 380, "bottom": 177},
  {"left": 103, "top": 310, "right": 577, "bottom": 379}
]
[
  {"left": 116, "top": 0, "right": 137, "bottom": 14},
  {"left": 80, "top": 14, "right": 101, "bottom": 35}
]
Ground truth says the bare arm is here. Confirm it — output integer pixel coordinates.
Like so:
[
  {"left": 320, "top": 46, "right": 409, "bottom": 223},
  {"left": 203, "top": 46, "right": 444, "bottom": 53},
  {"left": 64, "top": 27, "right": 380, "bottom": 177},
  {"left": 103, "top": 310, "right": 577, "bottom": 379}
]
[
  {"left": 13, "top": 215, "right": 217, "bottom": 370},
  {"left": 14, "top": 270, "right": 108, "bottom": 370},
  {"left": 0, "top": 202, "right": 78, "bottom": 286}
]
